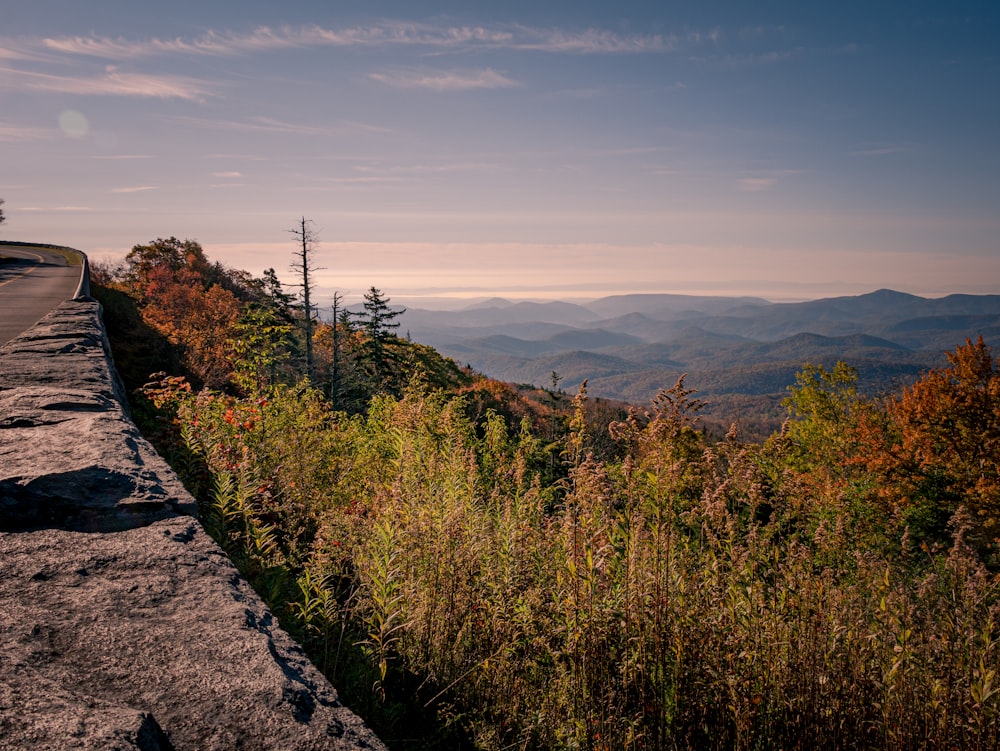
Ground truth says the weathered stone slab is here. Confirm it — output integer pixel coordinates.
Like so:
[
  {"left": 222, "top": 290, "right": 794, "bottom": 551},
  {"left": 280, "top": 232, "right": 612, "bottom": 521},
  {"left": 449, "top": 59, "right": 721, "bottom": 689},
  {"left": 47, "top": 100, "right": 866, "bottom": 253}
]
[
  {"left": 0, "top": 520, "right": 383, "bottom": 750},
  {"left": 0, "top": 299, "right": 126, "bottom": 401},
  {"left": 0, "top": 300, "right": 193, "bottom": 531},
  {"left": 0, "top": 299, "right": 385, "bottom": 750}
]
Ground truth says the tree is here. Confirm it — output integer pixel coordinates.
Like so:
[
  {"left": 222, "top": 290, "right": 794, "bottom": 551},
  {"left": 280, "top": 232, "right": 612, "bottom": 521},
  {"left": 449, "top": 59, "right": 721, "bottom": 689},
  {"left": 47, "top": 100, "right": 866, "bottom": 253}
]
[
  {"left": 0, "top": 198, "right": 6, "bottom": 225},
  {"left": 289, "top": 218, "right": 322, "bottom": 382},
  {"left": 314, "top": 311, "right": 368, "bottom": 414},
  {"left": 261, "top": 268, "right": 296, "bottom": 322},
  {"left": 359, "top": 287, "right": 405, "bottom": 390},
  {"left": 229, "top": 303, "right": 295, "bottom": 395},
  {"left": 779, "top": 361, "right": 861, "bottom": 478},
  {"left": 329, "top": 292, "right": 345, "bottom": 404},
  {"left": 361, "top": 286, "right": 403, "bottom": 340},
  {"left": 122, "top": 237, "right": 212, "bottom": 301},
  {"left": 140, "top": 270, "right": 241, "bottom": 389},
  {"left": 858, "top": 337, "right": 1000, "bottom": 538},
  {"left": 112, "top": 238, "right": 249, "bottom": 389}
]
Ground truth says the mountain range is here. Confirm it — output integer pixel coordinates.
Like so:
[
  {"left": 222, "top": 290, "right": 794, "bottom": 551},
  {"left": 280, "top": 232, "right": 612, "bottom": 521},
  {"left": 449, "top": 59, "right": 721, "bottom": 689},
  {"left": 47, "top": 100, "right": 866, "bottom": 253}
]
[{"left": 390, "top": 290, "right": 1000, "bottom": 430}]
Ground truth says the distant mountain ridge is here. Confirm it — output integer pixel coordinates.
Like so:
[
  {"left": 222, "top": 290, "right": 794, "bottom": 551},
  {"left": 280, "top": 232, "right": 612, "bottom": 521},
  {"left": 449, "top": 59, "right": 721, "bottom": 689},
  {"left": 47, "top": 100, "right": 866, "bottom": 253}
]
[{"left": 399, "top": 290, "right": 1000, "bottom": 429}]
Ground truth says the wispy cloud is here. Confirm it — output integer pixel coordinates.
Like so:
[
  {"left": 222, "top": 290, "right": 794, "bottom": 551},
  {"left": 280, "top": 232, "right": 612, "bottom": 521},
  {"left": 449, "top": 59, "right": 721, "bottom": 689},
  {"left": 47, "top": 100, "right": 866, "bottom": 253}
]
[
  {"left": 737, "top": 177, "right": 778, "bottom": 192},
  {"left": 26, "top": 21, "right": 695, "bottom": 61},
  {"left": 41, "top": 26, "right": 307, "bottom": 58},
  {"left": 699, "top": 48, "right": 804, "bottom": 67},
  {"left": 354, "top": 162, "right": 505, "bottom": 175},
  {"left": 514, "top": 26, "right": 679, "bottom": 53},
  {"left": 112, "top": 185, "right": 158, "bottom": 193},
  {"left": 1, "top": 65, "right": 211, "bottom": 100},
  {"left": 0, "top": 120, "right": 55, "bottom": 141},
  {"left": 370, "top": 67, "right": 518, "bottom": 91},
  {"left": 737, "top": 25, "right": 788, "bottom": 40},
  {"left": 20, "top": 205, "right": 91, "bottom": 212},
  {"left": 736, "top": 169, "right": 801, "bottom": 191},
  {"left": 0, "top": 47, "right": 52, "bottom": 62},
  {"left": 170, "top": 115, "right": 390, "bottom": 137},
  {"left": 36, "top": 24, "right": 507, "bottom": 59},
  {"left": 314, "top": 175, "right": 408, "bottom": 185},
  {"left": 205, "top": 153, "right": 269, "bottom": 161},
  {"left": 91, "top": 154, "right": 154, "bottom": 160},
  {"left": 303, "top": 23, "right": 520, "bottom": 51},
  {"left": 329, "top": 162, "right": 508, "bottom": 187},
  {"left": 211, "top": 171, "right": 243, "bottom": 178},
  {"left": 684, "top": 29, "right": 723, "bottom": 45}
]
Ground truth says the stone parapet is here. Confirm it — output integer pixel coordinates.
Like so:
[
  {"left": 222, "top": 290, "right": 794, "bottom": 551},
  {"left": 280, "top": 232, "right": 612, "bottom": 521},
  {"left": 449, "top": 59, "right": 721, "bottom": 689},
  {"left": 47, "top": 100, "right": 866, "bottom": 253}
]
[{"left": 0, "top": 299, "right": 385, "bottom": 751}]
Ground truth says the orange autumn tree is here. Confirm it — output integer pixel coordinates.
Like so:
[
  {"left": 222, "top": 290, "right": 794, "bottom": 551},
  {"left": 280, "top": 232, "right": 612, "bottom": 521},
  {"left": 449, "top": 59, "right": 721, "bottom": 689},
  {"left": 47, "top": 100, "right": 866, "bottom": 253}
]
[
  {"left": 121, "top": 238, "right": 244, "bottom": 389},
  {"left": 858, "top": 336, "right": 1000, "bottom": 541}
]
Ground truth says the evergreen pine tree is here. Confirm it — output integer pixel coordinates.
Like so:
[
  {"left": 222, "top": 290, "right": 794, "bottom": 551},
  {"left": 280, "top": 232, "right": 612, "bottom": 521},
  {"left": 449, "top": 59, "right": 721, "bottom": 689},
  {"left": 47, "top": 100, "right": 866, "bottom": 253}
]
[{"left": 359, "top": 287, "right": 405, "bottom": 390}]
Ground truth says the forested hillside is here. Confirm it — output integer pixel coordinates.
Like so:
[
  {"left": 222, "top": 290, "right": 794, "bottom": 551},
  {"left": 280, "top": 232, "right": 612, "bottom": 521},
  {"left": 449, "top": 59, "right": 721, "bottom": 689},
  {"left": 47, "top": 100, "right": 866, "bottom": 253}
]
[
  {"left": 95, "top": 239, "right": 1000, "bottom": 750},
  {"left": 403, "top": 290, "right": 1000, "bottom": 436}
]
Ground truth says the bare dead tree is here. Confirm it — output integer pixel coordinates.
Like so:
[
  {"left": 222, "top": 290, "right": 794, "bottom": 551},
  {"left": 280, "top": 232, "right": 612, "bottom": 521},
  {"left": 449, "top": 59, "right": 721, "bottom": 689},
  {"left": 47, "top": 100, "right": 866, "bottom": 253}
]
[
  {"left": 288, "top": 217, "right": 323, "bottom": 381},
  {"left": 330, "top": 291, "right": 343, "bottom": 404}
]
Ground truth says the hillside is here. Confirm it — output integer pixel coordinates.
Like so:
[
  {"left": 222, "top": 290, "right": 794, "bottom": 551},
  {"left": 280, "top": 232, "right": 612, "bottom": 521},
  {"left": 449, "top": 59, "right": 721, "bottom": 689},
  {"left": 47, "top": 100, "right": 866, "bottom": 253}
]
[
  {"left": 91, "top": 238, "right": 1000, "bottom": 750},
  {"left": 400, "top": 290, "right": 1000, "bottom": 427}
]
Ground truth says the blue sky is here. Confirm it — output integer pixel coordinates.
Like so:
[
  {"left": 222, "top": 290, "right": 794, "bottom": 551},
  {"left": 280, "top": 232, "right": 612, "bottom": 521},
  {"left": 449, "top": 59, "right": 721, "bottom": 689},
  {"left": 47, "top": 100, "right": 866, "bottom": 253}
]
[{"left": 1, "top": 0, "right": 998, "bottom": 305}]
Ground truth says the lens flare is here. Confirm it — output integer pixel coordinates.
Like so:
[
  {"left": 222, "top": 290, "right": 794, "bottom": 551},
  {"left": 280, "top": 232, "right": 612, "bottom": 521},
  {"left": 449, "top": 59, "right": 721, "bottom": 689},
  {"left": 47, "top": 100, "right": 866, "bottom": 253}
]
[{"left": 58, "top": 110, "right": 89, "bottom": 139}]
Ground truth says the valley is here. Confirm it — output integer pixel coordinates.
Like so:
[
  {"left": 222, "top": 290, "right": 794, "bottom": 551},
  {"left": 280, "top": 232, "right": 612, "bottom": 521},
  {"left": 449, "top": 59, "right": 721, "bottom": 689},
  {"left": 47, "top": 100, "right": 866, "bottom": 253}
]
[{"left": 399, "top": 289, "right": 1000, "bottom": 430}]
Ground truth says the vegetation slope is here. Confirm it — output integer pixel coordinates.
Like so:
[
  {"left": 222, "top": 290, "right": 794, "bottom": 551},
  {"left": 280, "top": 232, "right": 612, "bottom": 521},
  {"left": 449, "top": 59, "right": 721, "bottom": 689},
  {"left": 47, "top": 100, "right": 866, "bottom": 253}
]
[{"left": 94, "top": 238, "right": 1000, "bottom": 751}]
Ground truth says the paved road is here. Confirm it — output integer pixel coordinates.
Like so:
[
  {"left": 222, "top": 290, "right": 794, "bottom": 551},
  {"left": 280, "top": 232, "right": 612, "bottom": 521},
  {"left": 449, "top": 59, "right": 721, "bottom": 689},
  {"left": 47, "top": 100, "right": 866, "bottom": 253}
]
[{"left": 0, "top": 244, "right": 84, "bottom": 346}]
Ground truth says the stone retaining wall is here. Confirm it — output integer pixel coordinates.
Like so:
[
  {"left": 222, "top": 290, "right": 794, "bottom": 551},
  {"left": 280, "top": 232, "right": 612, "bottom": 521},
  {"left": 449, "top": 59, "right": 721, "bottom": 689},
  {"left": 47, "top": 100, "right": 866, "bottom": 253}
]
[{"left": 0, "top": 299, "right": 385, "bottom": 751}]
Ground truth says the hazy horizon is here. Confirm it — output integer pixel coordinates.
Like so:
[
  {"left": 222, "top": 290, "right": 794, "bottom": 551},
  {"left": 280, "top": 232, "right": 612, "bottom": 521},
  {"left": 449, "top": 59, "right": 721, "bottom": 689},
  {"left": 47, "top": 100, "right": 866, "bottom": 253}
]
[{"left": 327, "top": 283, "right": 989, "bottom": 314}]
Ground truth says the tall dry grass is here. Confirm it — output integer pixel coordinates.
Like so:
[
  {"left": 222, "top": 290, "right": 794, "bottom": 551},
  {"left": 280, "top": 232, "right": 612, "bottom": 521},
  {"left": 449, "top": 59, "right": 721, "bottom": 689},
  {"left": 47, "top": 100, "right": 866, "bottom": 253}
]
[{"left": 147, "top": 376, "right": 1000, "bottom": 750}]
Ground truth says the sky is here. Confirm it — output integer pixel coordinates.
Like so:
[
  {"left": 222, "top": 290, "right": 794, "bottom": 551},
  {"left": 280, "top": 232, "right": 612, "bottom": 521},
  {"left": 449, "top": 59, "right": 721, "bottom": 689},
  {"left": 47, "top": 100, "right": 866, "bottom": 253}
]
[{"left": 1, "top": 0, "right": 998, "bottom": 308}]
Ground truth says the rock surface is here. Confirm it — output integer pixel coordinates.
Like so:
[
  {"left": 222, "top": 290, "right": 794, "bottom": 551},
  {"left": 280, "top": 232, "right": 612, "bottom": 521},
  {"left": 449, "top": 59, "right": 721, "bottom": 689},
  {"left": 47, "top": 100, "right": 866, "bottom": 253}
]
[
  {"left": 0, "top": 299, "right": 386, "bottom": 751},
  {"left": 0, "top": 298, "right": 194, "bottom": 532}
]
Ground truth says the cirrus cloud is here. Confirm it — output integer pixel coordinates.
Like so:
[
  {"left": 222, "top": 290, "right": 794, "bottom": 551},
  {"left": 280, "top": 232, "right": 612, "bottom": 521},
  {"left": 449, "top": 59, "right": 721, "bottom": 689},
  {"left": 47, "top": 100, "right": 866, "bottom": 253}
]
[
  {"left": 1, "top": 65, "right": 211, "bottom": 100},
  {"left": 27, "top": 21, "right": 687, "bottom": 61},
  {"left": 737, "top": 177, "right": 777, "bottom": 192},
  {"left": 0, "top": 120, "right": 56, "bottom": 141},
  {"left": 370, "top": 67, "right": 518, "bottom": 91}
]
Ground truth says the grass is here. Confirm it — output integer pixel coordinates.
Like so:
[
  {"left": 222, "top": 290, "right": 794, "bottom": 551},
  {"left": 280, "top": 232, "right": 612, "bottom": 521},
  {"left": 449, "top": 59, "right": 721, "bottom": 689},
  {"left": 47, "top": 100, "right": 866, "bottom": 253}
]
[{"left": 139, "top": 373, "right": 1000, "bottom": 751}]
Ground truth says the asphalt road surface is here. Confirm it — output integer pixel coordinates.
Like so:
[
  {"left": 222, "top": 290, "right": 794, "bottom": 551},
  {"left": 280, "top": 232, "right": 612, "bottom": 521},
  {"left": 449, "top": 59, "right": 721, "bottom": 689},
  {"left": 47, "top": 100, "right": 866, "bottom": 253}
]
[{"left": 0, "top": 244, "right": 84, "bottom": 346}]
